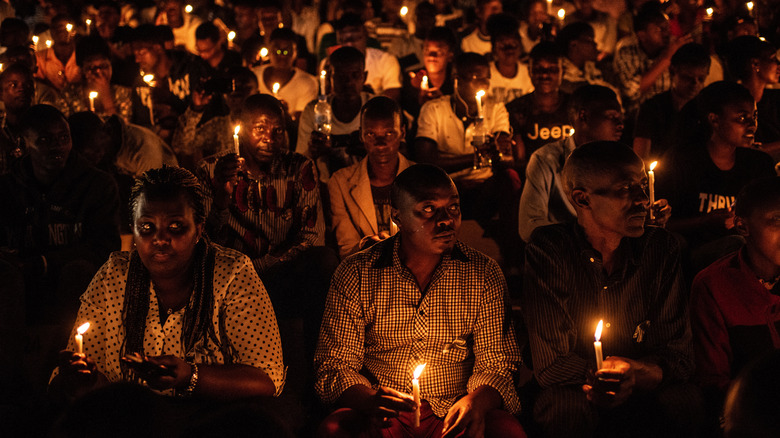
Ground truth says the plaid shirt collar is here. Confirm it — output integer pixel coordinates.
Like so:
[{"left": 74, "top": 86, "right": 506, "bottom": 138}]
[{"left": 373, "top": 234, "right": 471, "bottom": 270}]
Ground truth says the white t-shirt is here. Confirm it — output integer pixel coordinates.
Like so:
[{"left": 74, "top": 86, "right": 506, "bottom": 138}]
[
  {"left": 461, "top": 29, "right": 492, "bottom": 55},
  {"left": 320, "top": 47, "right": 402, "bottom": 96},
  {"left": 417, "top": 95, "right": 510, "bottom": 158},
  {"left": 488, "top": 61, "right": 533, "bottom": 105},
  {"left": 296, "top": 92, "right": 373, "bottom": 182},
  {"left": 254, "top": 65, "right": 318, "bottom": 115}
]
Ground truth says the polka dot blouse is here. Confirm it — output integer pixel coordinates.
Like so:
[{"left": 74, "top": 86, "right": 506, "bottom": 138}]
[{"left": 61, "top": 243, "right": 286, "bottom": 396}]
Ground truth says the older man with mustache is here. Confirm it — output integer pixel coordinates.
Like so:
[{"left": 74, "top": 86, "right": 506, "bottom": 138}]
[{"left": 522, "top": 141, "right": 703, "bottom": 438}]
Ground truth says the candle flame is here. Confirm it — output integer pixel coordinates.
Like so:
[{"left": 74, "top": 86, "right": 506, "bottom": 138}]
[
  {"left": 77, "top": 322, "right": 90, "bottom": 335},
  {"left": 476, "top": 90, "right": 486, "bottom": 99},
  {"left": 234, "top": 125, "right": 240, "bottom": 135},
  {"left": 320, "top": 70, "right": 327, "bottom": 78},
  {"left": 32, "top": 35, "right": 39, "bottom": 45},
  {"left": 260, "top": 47, "right": 268, "bottom": 58},
  {"left": 400, "top": 6, "right": 408, "bottom": 16},
  {"left": 227, "top": 31, "right": 236, "bottom": 42},
  {"left": 557, "top": 8, "right": 565, "bottom": 19},
  {"left": 546, "top": 0, "right": 552, "bottom": 3},
  {"left": 89, "top": 91, "right": 98, "bottom": 99},
  {"left": 185, "top": 4, "right": 193, "bottom": 13},
  {"left": 143, "top": 74, "right": 155, "bottom": 86},
  {"left": 272, "top": 82, "right": 280, "bottom": 94},
  {"left": 413, "top": 363, "right": 427, "bottom": 379},
  {"left": 45, "top": 40, "right": 52, "bottom": 48},
  {"left": 649, "top": 161, "right": 657, "bottom": 172},
  {"left": 86, "top": 19, "right": 92, "bottom": 26},
  {"left": 66, "top": 23, "right": 73, "bottom": 32},
  {"left": 595, "top": 320, "right": 603, "bottom": 342},
  {"left": 746, "top": 1, "right": 753, "bottom": 10},
  {"left": 706, "top": 7, "right": 713, "bottom": 16}
]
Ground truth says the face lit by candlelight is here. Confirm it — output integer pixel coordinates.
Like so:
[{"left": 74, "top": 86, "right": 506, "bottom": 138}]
[
  {"left": 241, "top": 107, "right": 287, "bottom": 161},
  {"left": 393, "top": 181, "right": 461, "bottom": 256}
]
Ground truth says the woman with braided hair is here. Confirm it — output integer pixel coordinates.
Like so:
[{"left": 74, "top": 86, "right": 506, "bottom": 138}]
[{"left": 50, "top": 165, "right": 285, "bottom": 400}]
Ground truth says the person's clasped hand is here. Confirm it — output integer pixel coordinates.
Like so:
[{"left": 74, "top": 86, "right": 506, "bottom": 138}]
[{"left": 358, "top": 386, "right": 417, "bottom": 428}]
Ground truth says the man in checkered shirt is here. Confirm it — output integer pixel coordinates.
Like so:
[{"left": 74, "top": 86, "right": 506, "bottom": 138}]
[{"left": 315, "top": 164, "right": 525, "bottom": 437}]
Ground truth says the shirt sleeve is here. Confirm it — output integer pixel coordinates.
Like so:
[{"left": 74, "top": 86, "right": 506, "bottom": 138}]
[
  {"left": 522, "top": 235, "right": 590, "bottom": 388},
  {"left": 690, "top": 273, "right": 732, "bottom": 393},
  {"left": 328, "top": 173, "right": 363, "bottom": 258},
  {"left": 518, "top": 151, "right": 555, "bottom": 241},
  {"left": 220, "top": 252, "right": 286, "bottom": 395},
  {"left": 171, "top": 107, "right": 205, "bottom": 157},
  {"left": 489, "top": 102, "right": 511, "bottom": 135},
  {"left": 314, "top": 260, "right": 373, "bottom": 403},
  {"left": 379, "top": 52, "right": 402, "bottom": 92},
  {"left": 467, "top": 259, "right": 522, "bottom": 414},
  {"left": 296, "top": 103, "right": 315, "bottom": 156},
  {"left": 416, "top": 100, "right": 439, "bottom": 143},
  {"left": 613, "top": 45, "right": 641, "bottom": 103}
]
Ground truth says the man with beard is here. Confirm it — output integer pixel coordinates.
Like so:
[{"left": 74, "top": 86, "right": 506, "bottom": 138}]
[
  {"left": 315, "top": 164, "right": 526, "bottom": 437},
  {"left": 522, "top": 141, "right": 702, "bottom": 438}
]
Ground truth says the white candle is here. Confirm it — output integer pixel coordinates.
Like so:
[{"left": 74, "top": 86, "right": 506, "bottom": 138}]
[
  {"left": 85, "top": 19, "right": 92, "bottom": 35},
  {"left": 89, "top": 91, "right": 98, "bottom": 112},
  {"left": 648, "top": 161, "right": 657, "bottom": 220},
  {"left": 546, "top": 0, "right": 553, "bottom": 15},
  {"left": 475, "top": 90, "right": 486, "bottom": 119},
  {"left": 421, "top": 75, "right": 429, "bottom": 90},
  {"left": 594, "top": 320, "right": 603, "bottom": 371},
  {"left": 272, "top": 82, "right": 280, "bottom": 97},
  {"left": 227, "top": 31, "right": 236, "bottom": 48},
  {"left": 557, "top": 8, "right": 566, "bottom": 25},
  {"left": 412, "top": 363, "right": 426, "bottom": 428},
  {"left": 319, "top": 70, "right": 327, "bottom": 96},
  {"left": 233, "top": 125, "right": 241, "bottom": 155},
  {"left": 143, "top": 74, "right": 155, "bottom": 125},
  {"left": 746, "top": 2, "right": 754, "bottom": 15},
  {"left": 75, "top": 322, "right": 90, "bottom": 354}
]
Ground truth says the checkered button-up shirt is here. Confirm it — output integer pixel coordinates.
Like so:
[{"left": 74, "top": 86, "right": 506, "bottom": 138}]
[
  {"left": 314, "top": 236, "right": 522, "bottom": 417},
  {"left": 613, "top": 36, "right": 671, "bottom": 112}
]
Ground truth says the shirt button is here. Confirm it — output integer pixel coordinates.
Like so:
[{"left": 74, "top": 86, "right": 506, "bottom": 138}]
[
  {"left": 602, "top": 286, "right": 608, "bottom": 290},
  {"left": 419, "top": 310, "right": 425, "bottom": 316},
  {"left": 589, "top": 257, "right": 595, "bottom": 263},
  {"left": 606, "top": 323, "right": 611, "bottom": 328}
]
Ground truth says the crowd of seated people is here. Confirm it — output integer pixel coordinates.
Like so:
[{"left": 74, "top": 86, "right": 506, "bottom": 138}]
[{"left": 0, "top": 0, "right": 778, "bottom": 436}]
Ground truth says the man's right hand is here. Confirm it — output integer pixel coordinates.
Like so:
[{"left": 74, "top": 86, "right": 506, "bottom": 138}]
[
  {"left": 309, "top": 131, "right": 332, "bottom": 159},
  {"left": 358, "top": 386, "right": 417, "bottom": 427},
  {"left": 212, "top": 153, "right": 243, "bottom": 210}
]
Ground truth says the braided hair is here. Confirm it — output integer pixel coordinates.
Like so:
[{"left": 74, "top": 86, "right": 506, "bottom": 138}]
[{"left": 121, "top": 166, "right": 234, "bottom": 380}]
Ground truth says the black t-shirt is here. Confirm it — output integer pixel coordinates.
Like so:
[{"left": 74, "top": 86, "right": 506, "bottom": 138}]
[
  {"left": 506, "top": 92, "right": 572, "bottom": 158},
  {"left": 635, "top": 90, "right": 676, "bottom": 159},
  {"left": 757, "top": 88, "right": 780, "bottom": 146},
  {"left": 657, "top": 145, "right": 775, "bottom": 247}
]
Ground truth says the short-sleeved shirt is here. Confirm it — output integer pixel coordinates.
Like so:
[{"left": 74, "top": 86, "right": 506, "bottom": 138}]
[
  {"left": 57, "top": 245, "right": 286, "bottom": 396},
  {"left": 460, "top": 29, "right": 491, "bottom": 55},
  {"left": 613, "top": 36, "right": 671, "bottom": 111},
  {"left": 417, "top": 95, "right": 511, "bottom": 158},
  {"left": 254, "top": 65, "right": 319, "bottom": 115},
  {"left": 506, "top": 92, "right": 572, "bottom": 158},
  {"left": 488, "top": 61, "right": 534, "bottom": 105}
]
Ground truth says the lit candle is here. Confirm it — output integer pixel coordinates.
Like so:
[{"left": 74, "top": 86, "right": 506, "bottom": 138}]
[
  {"left": 746, "top": 1, "right": 754, "bottom": 15},
  {"left": 233, "top": 125, "right": 241, "bottom": 155},
  {"left": 400, "top": 6, "right": 408, "bottom": 18},
  {"left": 475, "top": 90, "right": 486, "bottom": 119},
  {"left": 272, "top": 82, "right": 280, "bottom": 97},
  {"left": 142, "top": 74, "right": 155, "bottom": 125},
  {"left": 412, "top": 363, "right": 426, "bottom": 428},
  {"left": 85, "top": 18, "right": 92, "bottom": 35},
  {"left": 75, "top": 322, "right": 90, "bottom": 355},
  {"left": 648, "top": 161, "right": 657, "bottom": 220},
  {"left": 32, "top": 35, "right": 38, "bottom": 47},
  {"left": 0, "top": 63, "right": 3, "bottom": 72},
  {"left": 227, "top": 30, "right": 236, "bottom": 48},
  {"left": 45, "top": 39, "right": 52, "bottom": 49},
  {"left": 705, "top": 7, "right": 713, "bottom": 19},
  {"left": 66, "top": 23, "right": 73, "bottom": 33},
  {"left": 260, "top": 47, "right": 268, "bottom": 59},
  {"left": 546, "top": 0, "right": 553, "bottom": 15},
  {"left": 557, "top": 8, "right": 566, "bottom": 25},
  {"left": 89, "top": 91, "right": 98, "bottom": 112},
  {"left": 185, "top": 4, "right": 193, "bottom": 13},
  {"left": 421, "top": 75, "right": 429, "bottom": 90},
  {"left": 594, "top": 320, "right": 603, "bottom": 371},
  {"left": 319, "top": 70, "right": 327, "bottom": 96}
]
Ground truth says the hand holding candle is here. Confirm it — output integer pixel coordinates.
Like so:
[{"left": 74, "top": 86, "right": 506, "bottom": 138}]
[
  {"left": 594, "top": 320, "right": 604, "bottom": 371},
  {"left": 412, "top": 363, "right": 426, "bottom": 428},
  {"left": 75, "top": 322, "right": 90, "bottom": 355}
]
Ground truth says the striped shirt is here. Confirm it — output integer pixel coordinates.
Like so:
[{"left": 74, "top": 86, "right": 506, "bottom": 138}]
[
  {"left": 522, "top": 223, "right": 693, "bottom": 389},
  {"left": 314, "top": 236, "right": 522, "bottom": 417},
  {"left": 197, "top": 152, "right": 325, "bottom": 274},
  {"left": 613, "top": 36, "right": 671, "bottom": 111}
]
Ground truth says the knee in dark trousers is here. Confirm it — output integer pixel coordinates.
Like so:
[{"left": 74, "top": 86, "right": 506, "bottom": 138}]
[{"left": 534, "top": 385, "right": 598, "bottom": 438}]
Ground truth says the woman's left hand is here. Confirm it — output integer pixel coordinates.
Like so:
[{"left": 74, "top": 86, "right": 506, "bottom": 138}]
[{"left": 143, "top": 355, "right": 192, "bottom": 391}]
